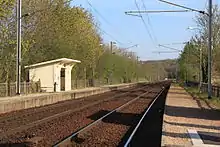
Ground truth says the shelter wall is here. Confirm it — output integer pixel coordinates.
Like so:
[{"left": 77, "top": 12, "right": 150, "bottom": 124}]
[{"left": 29, "top": 64, "right": 54, "bottom": 92}]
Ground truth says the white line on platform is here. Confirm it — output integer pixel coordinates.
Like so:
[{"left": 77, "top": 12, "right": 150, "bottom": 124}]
[
  {"left": 187, "top": 129, "right": 220, "bottom": 147},
  {"left": 188, "top": 129, "right": 204, "bottom": 145}
]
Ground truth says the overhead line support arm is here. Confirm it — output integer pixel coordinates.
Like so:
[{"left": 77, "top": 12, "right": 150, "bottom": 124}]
[{"left": 158, "top": 0, "right": 208, "bottom": 16}]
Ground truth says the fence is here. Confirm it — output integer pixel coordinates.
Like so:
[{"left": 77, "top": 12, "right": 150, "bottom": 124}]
[
  {"left": 186, "top": 81, "right": 220, "bottom": 98},
  {"left": 71, "top": 80, "right": 103, "bottom": 89},
  {"left": 71, "top": 78, "right": 139, "bottom": 90},
  {"left": 0, "top": 79, "right": 136, "bottom": 97},
  {"left": 0, "top": 81, "right": 41, "bottom": 97},
  {"left": 71, "top": 79, "right": 124, "bottom": 90}
]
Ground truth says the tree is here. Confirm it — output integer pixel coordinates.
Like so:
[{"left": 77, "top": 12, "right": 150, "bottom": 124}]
[
  {"left": 179, "top": 4, "right": 220, "bottom": 84},
  {"left": 0, "top": 0, "right": 163, "bottom": 87}
]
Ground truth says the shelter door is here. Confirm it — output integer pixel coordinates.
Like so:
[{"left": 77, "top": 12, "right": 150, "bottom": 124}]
[{"left": 60, "top": 68, "right": 65, "bottom": 91}]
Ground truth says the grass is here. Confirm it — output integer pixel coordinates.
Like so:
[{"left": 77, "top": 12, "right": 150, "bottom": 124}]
[{"left": 184, "top": 86, "right": 220, "bottom": 109}]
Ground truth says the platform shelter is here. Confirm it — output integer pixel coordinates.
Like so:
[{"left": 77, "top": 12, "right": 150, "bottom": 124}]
[{"left": 25, "top": 58, "right": 81, "bottom": 92}]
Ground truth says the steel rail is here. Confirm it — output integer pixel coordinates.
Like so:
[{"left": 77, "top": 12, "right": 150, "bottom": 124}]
[
  {"left": 0, "top": 85, "right": 147, "bottom": 138},
  {"left": 124, "top": 86, "right": 165, "bottom": 147},
  {"left": 53, "top": 87, "right": 152, "bottom": 147}
]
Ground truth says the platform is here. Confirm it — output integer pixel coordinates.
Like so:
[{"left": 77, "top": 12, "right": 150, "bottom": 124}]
[{"left": 161, "top": 86, "right": 220, "bottom": 147}]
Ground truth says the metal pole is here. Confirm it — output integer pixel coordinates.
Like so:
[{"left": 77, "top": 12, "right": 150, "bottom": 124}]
[
  {"left": 186, "top": 50, "right": 188, "bottom": 83},
  {"left": 110, "top": 41, "right": 113, "bottom": 54},
  {"left": 84, "top": 67, "right": 86, "bottom": 88},
  {"left": 110, "top": 41, "right": 113, "bottom": 84},
  {"left": 208, "top": 0, "right": 212, "bottom": 99},
  {"left": 176, "top": 59, "right": 178, "bottom": 82},
  {"left": 136, "top": 56, "right": 139, "bottom": 82},
  {"left": 157, "top": 61, "right": 159, "bottom": 81},
  {"left": 16, "top": 0, "right": 21, "bottom": 95},
  {"left": 92, "top": 66, "right": 95, "bottom": 86},
  {"left": 199, "top": 42, "right": 203, "bottom": 92}
]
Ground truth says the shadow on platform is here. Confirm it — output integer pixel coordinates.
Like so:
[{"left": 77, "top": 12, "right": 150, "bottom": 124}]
[
  {"left": 164, "top": 120, "right": 220, "bottom": 131},
  {"left": 198, "top": 131, "right": 220, "bottom": 145},
  {"left": 163, "top": 131, "right": 220, "bottom": 145},
  {"left": 165, "top": 105, "right": 220, "bottom": 120}
]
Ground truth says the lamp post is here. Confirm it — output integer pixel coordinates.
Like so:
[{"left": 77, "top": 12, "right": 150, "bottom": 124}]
[
  {"left": 92, "top": 43, "right": 104, "bottom": 87},
  {"left": 208, "top": 0, "right": 212, "bottom": 99},
  {"left": 110, "top": 41, "right": 117, "bottom": 54},
  {"left": 16, "top": 0, "right": 22, "bottom": 95},
  {"left": 110, "top": 41, "right": 117, "bottom": 84},
  {"left": 16, "top": 1, "right": 29, "bottom": 95},
  {"left": 187, "top": 27, "right": 203, "bottom": 92},
  {"left": 136, "top": 56, "right": 139, "bottom": 82},
  {"left": 122, "top": 44, "right": 139, "bottom": 82}
]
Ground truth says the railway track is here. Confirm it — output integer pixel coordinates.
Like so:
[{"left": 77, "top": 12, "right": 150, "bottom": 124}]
[
  {"left": 0, "top": 83, "right": 151, "bottom": 146},
  {"left": 53, "top": 82, "right": 170, "bottom": 147},
  {"left": 0, "top": 81, "right": 170, "bottom": 146},
  {"left": 124, "top": 87, "right": 166, "bottom": 147},
  {"left": 0, "top": 85, "right": 142, "bottom": 134}
]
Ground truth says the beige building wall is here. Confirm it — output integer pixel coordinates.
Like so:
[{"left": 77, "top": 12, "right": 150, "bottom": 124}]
[
  {"left": 29, "top": 64, "right": 54, "bottom": 92},
  {"left": 53, "top": 64, "right": 74, "bottom": 92},
  {"left": 54, "top": 64, "right": 61, "bottom": 92},
  {"left": 65, "top": 65, "right": 73, "bottom": 91},
  {"left": 28, "top": 58, "right": 79, "bottom": 93}
]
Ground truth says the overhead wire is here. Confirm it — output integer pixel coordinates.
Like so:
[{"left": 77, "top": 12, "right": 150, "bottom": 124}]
[
  {"left": 204, "top": 0, "right": 208, "bottom": 10},
  {"left": 87, "top": 0, "right": 113, "bottom": 27},
  {"left": 152, "top": 51, "right": 180, "bottom": 54},
  {"left": 158, "top": 0, "right": 207, "bottom": 15},
  {"left": 140, "top": 0, "right": 158, "bottom": 44},
  {"left": 17, "top": 0, "right": 126, "bottom": 46},
  {"left": 96, "top": 25, "right": 124, "bottom": 45},
  {"left": 158, "top": 44, "right": 182, "bottom": 52},
  {"left": 86, "top": 0, "right": 132, "bottom": 45},
  {"left": 134, "top": 0, "right": 157, "bottom": 46}
]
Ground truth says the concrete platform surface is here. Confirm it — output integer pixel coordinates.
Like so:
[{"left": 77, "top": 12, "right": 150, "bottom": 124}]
[
  {"left": 161, "top": 86, "right": 220, "bottom": 147},
  {"left": 0, "top": 87, "right": 97, "bottom": 103}
]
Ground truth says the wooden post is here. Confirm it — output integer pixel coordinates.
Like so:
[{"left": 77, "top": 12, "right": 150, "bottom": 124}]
[
  {"left": 214, "top": 87, "right": 216, "bottom": 97},
  {"left": 54, "top": 82, "right": 57, "bottom": 92},
  {"left": 27, "top": 82, "right": 30, "bottom": 94},
  {"left": 212, "top": 86, "right": 214, "bottom": 97},
  {"left": 11, "top": 82, "right": 14, "bottom": 96},
  {"left": 84, "top": 67, "right": 86, "bottom": 88},
  {"left": 24, "top": 81, "right": 26, "bottom": 94},
  {"left": 5, "top": 82, "right": 8, "bottom": 97},
  {"left": 37, "top": 79, "right": 41, "bottom": 92}
]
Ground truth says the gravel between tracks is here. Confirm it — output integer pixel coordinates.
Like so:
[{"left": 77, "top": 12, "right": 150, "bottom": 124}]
[
  {"left": 73, "top": 95, "right": 156, "bottom": 147},
  {"left": 0, "top": 86, "right": 138, "bottom": 134},
  {"left": 0, "top": 82, "right": 171, "bottom": 147},
  {"left": 0, "top": 86, "right": 147, "bottom": 146}
]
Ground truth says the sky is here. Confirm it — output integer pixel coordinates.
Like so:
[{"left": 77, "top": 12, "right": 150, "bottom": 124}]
[{"left": 71, "top": 0, "right": 219, "bottom": 61}]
